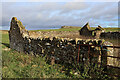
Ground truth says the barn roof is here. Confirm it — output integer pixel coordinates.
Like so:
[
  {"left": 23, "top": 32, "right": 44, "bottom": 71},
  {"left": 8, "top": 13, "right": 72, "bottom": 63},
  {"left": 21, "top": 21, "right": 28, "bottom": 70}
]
[
  {"left": 95, "top": 25, "right": 104, "bottom": 31},
  {"left": 82, "top": 22, "right": 91, "bottom": 30}
]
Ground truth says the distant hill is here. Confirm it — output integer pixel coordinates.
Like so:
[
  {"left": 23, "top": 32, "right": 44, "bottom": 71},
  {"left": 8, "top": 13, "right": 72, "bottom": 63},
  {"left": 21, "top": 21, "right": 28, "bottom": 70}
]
[{"left": 61, "top": 26, "right": 81, "bottom": 28}]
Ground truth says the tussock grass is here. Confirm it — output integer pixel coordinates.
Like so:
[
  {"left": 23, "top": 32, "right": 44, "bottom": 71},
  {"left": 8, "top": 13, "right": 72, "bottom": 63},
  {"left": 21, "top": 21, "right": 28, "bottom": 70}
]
[{"left": 2, "top": 50, "right": 67, "bottom": 78}]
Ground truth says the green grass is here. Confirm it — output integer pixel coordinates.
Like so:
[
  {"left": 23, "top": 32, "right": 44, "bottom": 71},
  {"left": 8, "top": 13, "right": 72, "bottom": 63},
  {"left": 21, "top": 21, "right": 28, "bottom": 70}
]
[
  {"left": 29, "top": 27, "right": 82, "bottom": 32},
  {"left": 1, "top": 31, "right": 119, "bottom": 79},
  {"left": 104, "top": 28, "right": 120, "bottom": 32},
  {"left": 2, "top": 33, "right": 9, "bottom": 48},
  {"left": 2, "top": 50, "right": 67, "bottom": 78}
]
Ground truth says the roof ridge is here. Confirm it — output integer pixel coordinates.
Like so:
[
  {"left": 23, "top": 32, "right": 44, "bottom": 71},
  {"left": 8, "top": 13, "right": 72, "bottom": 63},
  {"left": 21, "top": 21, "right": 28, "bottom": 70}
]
[{"left": 83, "top": 22, "right": 91, "bottom": 30}]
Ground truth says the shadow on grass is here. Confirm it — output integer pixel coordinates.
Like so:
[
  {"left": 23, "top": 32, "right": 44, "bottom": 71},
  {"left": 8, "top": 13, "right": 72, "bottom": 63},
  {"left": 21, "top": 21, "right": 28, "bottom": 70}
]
[{"left": 2, "top": 43, "right": 10, "bottom": 48}]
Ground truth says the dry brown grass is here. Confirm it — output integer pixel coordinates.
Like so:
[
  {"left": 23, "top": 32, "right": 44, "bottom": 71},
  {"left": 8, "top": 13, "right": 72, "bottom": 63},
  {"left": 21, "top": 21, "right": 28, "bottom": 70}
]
[{"left": 0, "top": 30, "right": 9, "bottom": 34}]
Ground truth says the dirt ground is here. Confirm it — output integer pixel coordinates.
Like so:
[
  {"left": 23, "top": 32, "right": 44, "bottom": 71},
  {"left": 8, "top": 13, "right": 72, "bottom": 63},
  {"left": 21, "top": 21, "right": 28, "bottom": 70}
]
[{"left": 29, "top": 30, "right": 98, "bottom": 39}]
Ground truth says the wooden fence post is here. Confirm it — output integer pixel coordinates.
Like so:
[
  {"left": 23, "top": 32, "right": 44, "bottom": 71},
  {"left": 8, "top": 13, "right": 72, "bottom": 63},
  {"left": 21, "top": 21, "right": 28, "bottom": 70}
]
[{"left": 101, "top": 46, "right": 107, "bottom": 70}]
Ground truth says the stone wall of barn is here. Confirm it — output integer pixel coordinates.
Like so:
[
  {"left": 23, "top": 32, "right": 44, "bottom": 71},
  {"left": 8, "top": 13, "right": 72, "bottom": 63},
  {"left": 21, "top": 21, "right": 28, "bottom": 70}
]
[{"left": 79, "top": 28, "right": 92, "bottom": 36}]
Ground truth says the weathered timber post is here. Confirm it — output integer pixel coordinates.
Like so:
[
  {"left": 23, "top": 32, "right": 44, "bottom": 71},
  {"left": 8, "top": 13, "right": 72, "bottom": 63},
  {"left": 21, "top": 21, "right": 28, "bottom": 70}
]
[{"left": 101, "top": 46, "right": 107, "bottom": 70}]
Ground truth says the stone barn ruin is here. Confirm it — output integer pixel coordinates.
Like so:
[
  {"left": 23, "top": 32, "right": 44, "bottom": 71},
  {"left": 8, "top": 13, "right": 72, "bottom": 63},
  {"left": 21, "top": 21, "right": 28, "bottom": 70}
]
[
  {"left": 79, "top": 22, "right": 93, "bottom": 36},
  {"left": 8, "top": 17, "right": 120, "bottom": 68},
  {"left": 79, "top": 23, "right": 105, "bottom": 39},
  {"left": 93, "top": 25, "right": 105, "bottom": 38}
]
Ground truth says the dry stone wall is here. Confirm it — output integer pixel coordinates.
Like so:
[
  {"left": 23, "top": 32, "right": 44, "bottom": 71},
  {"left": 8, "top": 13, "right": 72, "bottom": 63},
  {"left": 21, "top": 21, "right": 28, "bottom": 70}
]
[
  {"left": 100, "top": 32, "right": 120, "bottom": 39},
  {"left": 23, "top": 36, "right": 104, "bottom": 64},
  {"left": 9, "top": 17, "right": 119, "bottom": 67}
]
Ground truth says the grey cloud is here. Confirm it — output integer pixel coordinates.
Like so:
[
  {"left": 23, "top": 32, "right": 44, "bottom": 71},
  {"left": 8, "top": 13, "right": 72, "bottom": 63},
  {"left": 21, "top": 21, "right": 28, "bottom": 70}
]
[
  {"left": 2, "top": 2, "right": 118, "bottom": 29},
  {"left": 60, "top": 2, "right": 88, "bottom": 13},
  {"left": 71, "top": 2, "right": 118, "bottom": 26},
  {"left": 85, "top": 2, "right": 117, "bottom": 19},
  {"left": 2, "top": 2, "right": 88, "bottom": 27}
]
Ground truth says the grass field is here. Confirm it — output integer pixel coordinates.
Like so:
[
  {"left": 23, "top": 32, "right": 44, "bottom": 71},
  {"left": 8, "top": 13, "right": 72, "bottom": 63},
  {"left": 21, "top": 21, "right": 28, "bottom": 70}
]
[
  {"left": 1, "top": 29, "right": 119, "bottom": 79},
  {"left": 29, "top": 27, "right": 120, "bottom": 32}
]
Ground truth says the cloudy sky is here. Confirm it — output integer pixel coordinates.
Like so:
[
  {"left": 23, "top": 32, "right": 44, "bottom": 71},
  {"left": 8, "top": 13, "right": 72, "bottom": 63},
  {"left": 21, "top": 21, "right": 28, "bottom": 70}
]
[{"left": 1, "top": 1, "right": 119, "bottom": 30}]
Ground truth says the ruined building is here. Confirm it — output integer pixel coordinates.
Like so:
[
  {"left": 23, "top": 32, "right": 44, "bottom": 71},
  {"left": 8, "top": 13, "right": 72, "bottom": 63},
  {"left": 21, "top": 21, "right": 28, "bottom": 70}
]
[
  {"left": 79, "top": 23, "right": 105, "bottom": 38},
  {"left": 8, "top": 17, "right": 29, "bottom": 52},
  {"left": 93, "top": 25, "right": 105, "bottom": 38},
  {"left": 79, "top": 22, "right": 93, "bottom": 36},
  {"left": 8, "top": 17, "right": 119, "bottom": 67}
]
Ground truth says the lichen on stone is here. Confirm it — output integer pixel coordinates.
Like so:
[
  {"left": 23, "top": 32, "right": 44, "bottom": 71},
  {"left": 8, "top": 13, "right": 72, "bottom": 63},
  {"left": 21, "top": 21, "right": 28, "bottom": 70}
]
[{"left": 17, "top": 20, "right": 25, "bottom": 29}]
